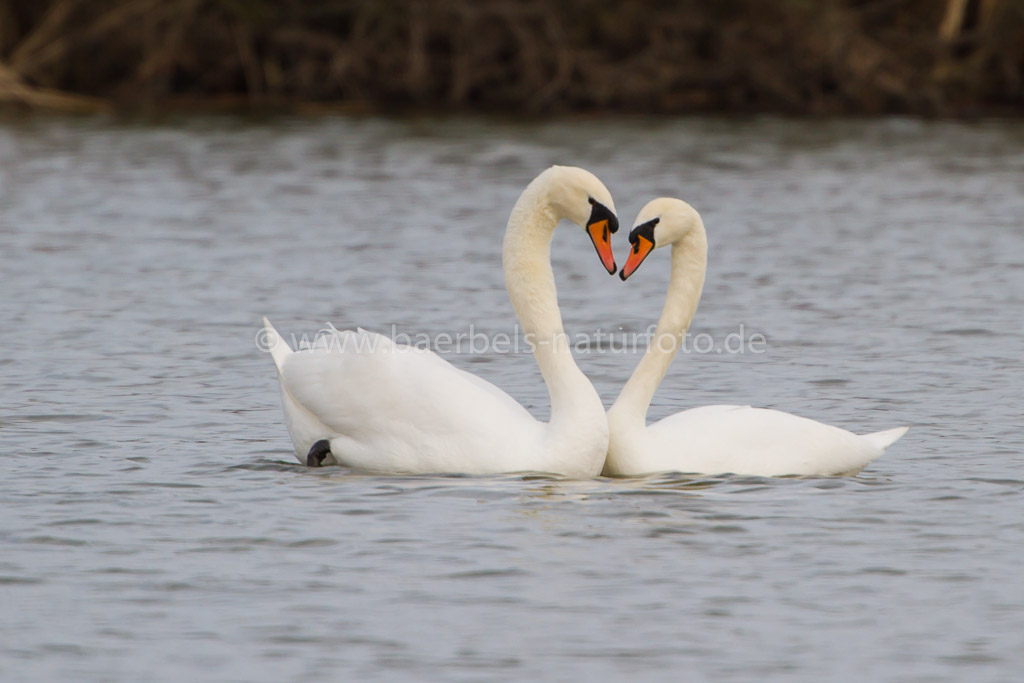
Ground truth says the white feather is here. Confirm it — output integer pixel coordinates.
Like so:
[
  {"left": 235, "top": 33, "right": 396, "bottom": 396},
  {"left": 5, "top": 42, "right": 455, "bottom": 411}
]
[
  {"left": 606, "top": 199, "right": 907, "bottom": 477},
  {"left": 262, "top": 167, "right": 615, "bottom": 476}
]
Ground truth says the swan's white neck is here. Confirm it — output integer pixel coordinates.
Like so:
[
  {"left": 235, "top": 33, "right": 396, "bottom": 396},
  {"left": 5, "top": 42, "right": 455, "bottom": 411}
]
[
  {"left": 610, "top": 224, "right": 708, "bottom": 427},
  {"left": 502, "top": 174, "right": 604, "bottom": 442}
]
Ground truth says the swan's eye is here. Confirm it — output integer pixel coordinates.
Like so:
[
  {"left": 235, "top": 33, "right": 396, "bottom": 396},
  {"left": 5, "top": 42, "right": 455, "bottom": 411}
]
[
  {"left": 586, "top": 200, "right": 618, "bottom": 235},
  {"left": 627, "top": 217, "right": 660, "bottom": 250}
]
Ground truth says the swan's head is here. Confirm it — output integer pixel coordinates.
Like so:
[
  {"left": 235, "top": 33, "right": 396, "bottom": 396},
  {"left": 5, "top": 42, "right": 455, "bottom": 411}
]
[
  {"left": 620, "top": 198, "right": 703, "bottom": 281},
  {"left": 544, "top": 166, "right": 620, "bottom": 275}
]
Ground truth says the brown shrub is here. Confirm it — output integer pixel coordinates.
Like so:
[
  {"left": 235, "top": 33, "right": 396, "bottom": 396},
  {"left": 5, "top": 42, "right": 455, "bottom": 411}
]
[{"left": 0, "top": 0, "right": 1021, "bottom": 114}]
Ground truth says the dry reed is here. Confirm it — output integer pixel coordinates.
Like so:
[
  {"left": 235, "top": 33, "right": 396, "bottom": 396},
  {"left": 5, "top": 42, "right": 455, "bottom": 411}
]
[{"left": 0, "top": 0, "right": 1021, "bottom": 114}]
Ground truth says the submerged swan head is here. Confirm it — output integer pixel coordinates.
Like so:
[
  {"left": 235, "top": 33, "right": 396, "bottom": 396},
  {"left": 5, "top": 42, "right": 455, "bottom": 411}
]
[
  {"left": 619, "top": 198, "right": 703, "bottom": 281},
  {"left": 541, "top": 166, "right": 620, "bottom": 275}
]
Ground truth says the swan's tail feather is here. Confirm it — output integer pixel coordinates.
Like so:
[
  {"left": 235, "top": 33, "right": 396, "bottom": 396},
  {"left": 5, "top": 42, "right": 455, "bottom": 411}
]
[
  {"left": 862, "top": 426, "right": 909, "bottom": 451},
  {"left": 262, "top": 317, "right": 292, "bottom": 370}
]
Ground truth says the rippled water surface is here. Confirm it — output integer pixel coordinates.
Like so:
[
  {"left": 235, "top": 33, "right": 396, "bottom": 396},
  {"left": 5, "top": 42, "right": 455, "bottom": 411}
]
[{"left": 1, "top": 116, "right": 1023, "bottom": 681}]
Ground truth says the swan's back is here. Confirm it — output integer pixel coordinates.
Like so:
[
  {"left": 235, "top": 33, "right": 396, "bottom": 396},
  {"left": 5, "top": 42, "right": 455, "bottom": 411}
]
[
  {"left": 271, "top": 325, "right": 545, "bottom": 473},
  {"left": 646, "top": 405, "right": 902, "bottom": 476}
]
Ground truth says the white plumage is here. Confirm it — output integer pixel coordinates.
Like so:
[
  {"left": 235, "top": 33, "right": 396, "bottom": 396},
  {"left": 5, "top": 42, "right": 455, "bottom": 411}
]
[
  {"left": 605, "top": 198, "right": 908, "bottom": 477},
  {"left": 263, "top": 166, "right": 618, "bottom": 476}
]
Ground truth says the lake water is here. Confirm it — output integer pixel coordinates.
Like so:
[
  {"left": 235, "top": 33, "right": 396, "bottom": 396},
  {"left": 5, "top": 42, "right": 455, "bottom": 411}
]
[{"left": 1, "top": 116, "right": 1022, "bottom": 681}]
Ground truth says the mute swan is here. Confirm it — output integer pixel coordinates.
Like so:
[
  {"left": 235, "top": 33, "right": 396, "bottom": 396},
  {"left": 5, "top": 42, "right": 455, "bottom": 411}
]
[
  {"left": 604, "top": 198, "right": 908, "bottom": 477},
  {"left": 263, "top": 166, "right": 619, "bottom": 476}
]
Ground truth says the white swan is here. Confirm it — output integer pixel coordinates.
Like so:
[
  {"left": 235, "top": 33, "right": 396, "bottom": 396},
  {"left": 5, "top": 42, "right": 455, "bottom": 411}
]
[
  {"left": 604, "top": 198, "right": 908, "bottom": 477},
  {"left": 262, "top": 166, "right": 619, "bottom": 476}
]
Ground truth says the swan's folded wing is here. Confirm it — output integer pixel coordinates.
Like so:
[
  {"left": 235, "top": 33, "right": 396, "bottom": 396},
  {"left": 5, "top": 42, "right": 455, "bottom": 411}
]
[
  {"left": 649, "top": 405, "right": 880, "bottom": 476},
  {"left": 277, "top": 328, "right": 536, "bottom": 445}
]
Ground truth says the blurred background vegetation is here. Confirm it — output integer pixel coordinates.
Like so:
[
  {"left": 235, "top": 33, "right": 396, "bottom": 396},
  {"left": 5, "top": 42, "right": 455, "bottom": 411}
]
[{"left": 1, "top": 0, "right": 1021, "bottom": 115}]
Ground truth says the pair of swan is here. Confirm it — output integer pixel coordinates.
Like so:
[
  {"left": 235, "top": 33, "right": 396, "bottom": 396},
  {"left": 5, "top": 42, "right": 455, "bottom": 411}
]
[{"left": 262, "top": 166, "right": 906, "bottom": 477}]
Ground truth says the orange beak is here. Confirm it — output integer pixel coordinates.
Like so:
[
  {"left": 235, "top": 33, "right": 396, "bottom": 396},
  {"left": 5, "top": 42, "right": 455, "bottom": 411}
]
[
  {"left": 587, "top": 219, "right": 617, "bottom": 275},
  {"left": 619, "top": 235, "right": 655, "bottom": 281}
]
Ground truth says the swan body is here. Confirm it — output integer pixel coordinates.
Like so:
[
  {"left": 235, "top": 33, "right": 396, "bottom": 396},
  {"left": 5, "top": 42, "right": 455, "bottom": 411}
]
[
  {"left": 605, "top": 198, "right": 908, "bottom": 477},
  {"left": 612, "top": 404, "right": 908, "bottom": 477},
  {"left": 264, "top": 166, "right": 619, "bottom": 476}
]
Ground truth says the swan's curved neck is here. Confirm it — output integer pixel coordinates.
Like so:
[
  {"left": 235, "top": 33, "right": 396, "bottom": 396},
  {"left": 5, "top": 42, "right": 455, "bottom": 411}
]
[
  {"left": 502, "top": 176, "right": 600, "bottom": 430},
  {"left": 611, "top": 226, "right": 707, "bottom": 424}
]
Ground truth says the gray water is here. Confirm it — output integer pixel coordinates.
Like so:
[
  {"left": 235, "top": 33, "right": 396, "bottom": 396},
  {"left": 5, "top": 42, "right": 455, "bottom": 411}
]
[{"left": 1, "top": 116, "right": 1022, "bottom": 682}]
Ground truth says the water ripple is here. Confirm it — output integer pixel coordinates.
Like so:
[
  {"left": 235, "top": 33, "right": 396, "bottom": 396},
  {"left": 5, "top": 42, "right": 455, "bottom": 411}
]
[{"left": 1, "top": 116, "right": 1022, "bottom": 682}]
